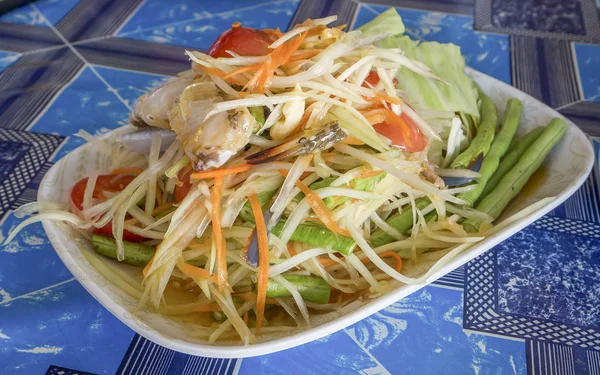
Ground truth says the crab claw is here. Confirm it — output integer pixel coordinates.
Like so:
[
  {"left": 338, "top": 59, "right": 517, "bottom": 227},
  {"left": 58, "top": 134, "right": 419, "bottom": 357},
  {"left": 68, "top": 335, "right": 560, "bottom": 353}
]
[
  {"left": 246, "top": 121, "right": 347, "bottom": 164},
  {"left": 441, "top": 153, "right": 484, "bottom": 187}
]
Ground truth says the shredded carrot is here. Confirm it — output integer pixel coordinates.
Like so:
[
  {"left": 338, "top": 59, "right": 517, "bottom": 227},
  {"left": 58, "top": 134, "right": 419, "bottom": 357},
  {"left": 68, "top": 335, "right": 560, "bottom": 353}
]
[
  {"left": 284, "top": 50, "right": 321, "bottom": 64},
  {"left": 195, "top": 303, "right": 222, "bottom": 312},
  {"left": 301, "top": 216, "right": 322, "bottom": 225},
  {"left": 385, "top": 108, "right": 413, "bottom": 149},
  {"left": 243, "top": 311, "right": 249, "bottom": 325},
  {"left": 223, "top": 63, "right": 262, "bottom": 79},
  {"left": 212, "top": 176, "right": 228, "bottom": 291},
  {"left": 373, "top": 92, "right": 403, "bottom": 105},
  {"left": 278, "top": 169, "right": 350, "bottom": 236},
  {"left": 124, "top": 218, "right": 138, "bottom": 226},
  {"left": 340, "top": 137, "right": 366, "bottom": 145},
  {"left": 190, "top": 163, "right": 252, "bottom": 180},
  {"left": 176, "top": 257, "right": 218, "bottom": 283},
  {"left": 245, "top": 32, "right": 308, "bottom": 93},
  {"left": 198, "top": 65, "right": 244, "bottom": 86},
  {"left": 365, "top": 114, "right": 387, "bottom": 125},
  {"left": 356, "top": 170, "right": 384, "bottom": 180},
  {"left": 248, "top": 194, "right": 270, "bottom": 332},
  {"left": 234, "top": 292, "right": 279, "bottom": 305},
  {"left": 287, "top": 244, "right": 297, "bottom": 257},
  {"left": 111, "top": 167, "right": 144, "bottom": 176}
]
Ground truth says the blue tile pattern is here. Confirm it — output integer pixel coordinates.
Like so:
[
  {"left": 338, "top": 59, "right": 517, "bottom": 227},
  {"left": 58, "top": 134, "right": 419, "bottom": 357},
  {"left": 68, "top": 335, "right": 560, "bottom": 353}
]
[
  {"left": 354, "top": 5, "right": 511, "bottom": 84},
  {"left": 496, "top": 228, "right": 600, "bottom": 328},
  {"left": 574, "top": 43, "right": 600, "bottom": 103},
  {"left": 121, "top": 1, "right": 300, "bottom": 50},
  {"left": 0, "top": 52, "right": 20, "bottom": 73},
  {"left": 0, "top": 0, "right": 599, "bottom": 374},
  {"left": 491, "top": 0, "right": 585, "bottom": 35},
  {"left": 0, "top": 0, "right": 79, "bottom": 26}
]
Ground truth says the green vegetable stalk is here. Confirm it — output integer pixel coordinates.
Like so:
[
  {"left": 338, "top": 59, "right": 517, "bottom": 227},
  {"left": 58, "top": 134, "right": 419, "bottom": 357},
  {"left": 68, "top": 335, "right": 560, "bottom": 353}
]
[
  {"left": 92, "top": 234, "right": 155, "bottom": 266},
  {"left": 309, "top": 172, "right": 386, "bottom": 209},
  {"left": 271, "top": 222, "right": 356, "bottom": 255},
  {"left": 465, "top": 118, "right": 567, "bottom": 231},
  {"left": 370, "top": 199, "right": 430, "bottom": 248},
  {"left": 265, "top": 275, "right": 330, "bottom": 303},
  {"left": 458, "top": 98, "right": 523, "bottom": 206},
  {"left": 480, "top": 126, "right": 544, "bottom": 198},
  {"left": 249, "top": 106, "right": 266, "bottom": 130},
  {"left": 450, "top": 93, "right": 498, "bottom": 169}
]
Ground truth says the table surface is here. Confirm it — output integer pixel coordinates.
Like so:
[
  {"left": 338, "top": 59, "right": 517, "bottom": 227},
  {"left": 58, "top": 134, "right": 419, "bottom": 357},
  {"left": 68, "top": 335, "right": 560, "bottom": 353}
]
[{"left": 1, "top": 0, "right": 599, "bottom": 374}]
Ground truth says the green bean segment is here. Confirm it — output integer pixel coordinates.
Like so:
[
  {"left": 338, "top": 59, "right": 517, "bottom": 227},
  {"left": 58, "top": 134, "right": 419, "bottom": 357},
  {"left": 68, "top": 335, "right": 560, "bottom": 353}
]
[
  {"left": 480, "top": 126, "right": 544, "bottom": 198},
  {"left": 92, "top": 234, "right": 155, "bottom": 266},
  {"left": 271, "top": 222, "right": 356, "bottom": 255},
  {"left": 450, "top": 93, "right": 498, "bottom": 169},
  {"left": 265, "top": 275, "right": 330, "bottom": 303},
  {"left": 458, "top": 98, "right": 523, "bottom": 206},
  {"left": 370, "top": 199, "right": 430, "bottom": 248},
  {"left": 465, "top": 118, "right": 567, "bottom": 230}
]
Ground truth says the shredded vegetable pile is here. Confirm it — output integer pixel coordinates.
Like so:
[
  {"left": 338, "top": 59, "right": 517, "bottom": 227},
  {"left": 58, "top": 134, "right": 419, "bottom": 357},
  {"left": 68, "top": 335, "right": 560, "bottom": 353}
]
[{"left": 6, "top": 9, "right": 566, "bottom": 344}]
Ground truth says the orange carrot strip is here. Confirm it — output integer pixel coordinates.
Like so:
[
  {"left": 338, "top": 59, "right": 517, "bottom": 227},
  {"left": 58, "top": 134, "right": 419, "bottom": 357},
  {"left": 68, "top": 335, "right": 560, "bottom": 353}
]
[
  {"left": 318, "top": 257, "right": 338, "bottom": 267},
  {"left": 263, "top": 28, "right": 283, "bottom": 38},
  {"left": 294, "top": 180, "right": 351, "bottom": 237},
  {"left": 243, "top": 311, "right": 249, "bottom": 325},
  {"left": 287, "top": 244, "right": 297, "bottom": 257},
  {"left": 176, "top": 257, "right": 218, "bottom": 283},
  {"left": 248, "top": 194, "right": 270, "bottom": 332},
  {"left": 190, "top": 164, "right": 252, "bottom": 180},
  {"left": 151, "top": 203, "right": 173, "bottom": 217},
  {"left": 284, "top": 50, "right": 321, "bottom": 63},
  {"left": 212, "top": 176, "right": 228, "bottom": 291},
  {"left": 111, "top": 167, "right": 144, "bottom": 176},
  {"left": 198, "top": 65, "right": 244, "bottom": 85},
  {"left": 373, "top": 92, "right": 403, "bottom": 105},
  {"left": 277, "top": 169, "right": 349, "bottom": 236},
  {"left": 223, "top": 63, "right": 262, "bottom": 79},
  {"left": 385, "top": 108, "right": 414, "bottom": 149},
  {"left": 195, "top": 303, "right": 222, "bottom": 312}
]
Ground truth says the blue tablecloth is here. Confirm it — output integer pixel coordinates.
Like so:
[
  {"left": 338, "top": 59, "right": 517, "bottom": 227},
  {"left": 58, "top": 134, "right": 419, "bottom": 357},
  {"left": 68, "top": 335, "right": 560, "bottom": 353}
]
[{"left": 1, "top": 0, "right": 599, "bottom": 374}]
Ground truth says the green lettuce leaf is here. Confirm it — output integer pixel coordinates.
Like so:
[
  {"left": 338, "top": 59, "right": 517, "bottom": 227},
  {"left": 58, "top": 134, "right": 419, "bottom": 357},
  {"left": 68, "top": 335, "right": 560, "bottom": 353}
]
[
  {"left": 360, "top": 9, "right": 480, "bottom": 121},
  {"left": 357, "top": 8, "right": 405, "bottom": 38}
]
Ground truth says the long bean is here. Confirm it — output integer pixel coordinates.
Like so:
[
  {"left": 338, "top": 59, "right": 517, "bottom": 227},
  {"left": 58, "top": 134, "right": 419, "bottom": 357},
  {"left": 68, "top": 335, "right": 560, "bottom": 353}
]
[
  {"left": 450, "top": 93, "right": 498, "bottom": 169},
  {"left": 370, "top": 199, "right": 430, "bottom": 248},
  {"left": 480, "top": 126, "right": 544, "bottom": 198},
  {"left": 271, "top": 222, "right": 356, "bottom": 255},
  {"left": 458, "top": 98, "right": 523, "bottom": 206},
  {"left": 465, "top": 118, "right": 567, "bottom": 230},
  {"left": 265, "top": 275, "right": 330, "bottom": 303},
  {"left": 92, "top": 234, "right": 155, "bottom": 266}
]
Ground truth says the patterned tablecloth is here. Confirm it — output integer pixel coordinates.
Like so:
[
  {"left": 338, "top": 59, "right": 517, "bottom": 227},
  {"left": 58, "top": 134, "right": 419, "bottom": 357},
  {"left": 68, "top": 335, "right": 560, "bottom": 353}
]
[{"left": 0, "top": 0, "right": 599, "bottom": 374}]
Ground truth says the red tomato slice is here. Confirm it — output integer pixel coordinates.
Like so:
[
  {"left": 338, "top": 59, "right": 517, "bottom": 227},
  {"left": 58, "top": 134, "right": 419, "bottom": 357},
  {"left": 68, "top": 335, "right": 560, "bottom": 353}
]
[
  {"left": 373, "top": 112, "right": 426, "bottom": 153},
  {"left": 174, "top": 166, "right": 192, "bottom": 203},
  {"left": 363, "top": 71, "right": 398, "bottom": 87},
  {"left": 70, "top": 174, "right": 147, "bottom": 242},
  {"left": 208, "top": 25, "right": 274, "bottom": 58}
]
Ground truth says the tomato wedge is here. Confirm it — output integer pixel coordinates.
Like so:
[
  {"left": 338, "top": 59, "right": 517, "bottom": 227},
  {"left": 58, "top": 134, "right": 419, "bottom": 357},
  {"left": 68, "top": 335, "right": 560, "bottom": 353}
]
[
  {"left": 363, "top": 71, "right": 398, "bottom": 87},
  {"left": 208, "top": 24, "right": 274, "bottom": 58},
  {"left": 373, "top": 111, "right": 427, "bottom": 152},
  {"left": 70, "top": 174, "right": 147, "bottom": 242},
  {"left": 174, "top": 166, "right": 192, "bottom": 203}
]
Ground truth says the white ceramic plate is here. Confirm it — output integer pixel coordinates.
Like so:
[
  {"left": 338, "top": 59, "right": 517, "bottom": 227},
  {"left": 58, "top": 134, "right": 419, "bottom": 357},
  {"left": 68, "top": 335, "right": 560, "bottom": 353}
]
[{"left": 38, "top": 68, "right": 594, "bottom": 358}]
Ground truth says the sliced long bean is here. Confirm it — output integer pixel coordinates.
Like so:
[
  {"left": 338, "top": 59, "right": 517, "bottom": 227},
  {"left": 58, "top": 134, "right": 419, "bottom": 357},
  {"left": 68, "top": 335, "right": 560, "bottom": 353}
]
[
  {"left": 465, "top": 118, "right": 567, "bottom": 230},
  {"left": 265, "top": 275, "right": 330, "bottom": 303},
  {"left": 92, "top": 234, "right": 155, "bottom": 266},
  {"left": 370, "top": 199, "right": 430, "bottom": 248},
  {"left": 271, "top": 222, "right": 356, "bottom": 255},
  {"left": 458, "top": 98, "right": 523, "bottom": 206},
  {"left": 480, "top": 126, "right": 544, "bottom": 198},
  {"left": 309, "top": 173, "right": 386, "bottom": 209},
  {"left": 450, "top": 93, "right": 498, "bottom": 169}
]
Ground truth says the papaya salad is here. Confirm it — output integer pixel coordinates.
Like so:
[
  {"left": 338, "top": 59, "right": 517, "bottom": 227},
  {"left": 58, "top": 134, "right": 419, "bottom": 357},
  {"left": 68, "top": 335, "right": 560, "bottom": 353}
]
[{"left": 5, "top": 9, "right": 566, "bottom": 344}]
